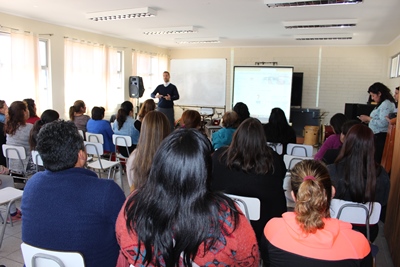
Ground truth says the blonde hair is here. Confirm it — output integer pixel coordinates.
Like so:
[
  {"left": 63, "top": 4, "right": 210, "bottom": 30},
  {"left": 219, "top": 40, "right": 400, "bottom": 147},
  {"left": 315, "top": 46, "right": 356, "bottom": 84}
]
[{"left": 290, "top": 160, "right": 332, "bottom": 234}]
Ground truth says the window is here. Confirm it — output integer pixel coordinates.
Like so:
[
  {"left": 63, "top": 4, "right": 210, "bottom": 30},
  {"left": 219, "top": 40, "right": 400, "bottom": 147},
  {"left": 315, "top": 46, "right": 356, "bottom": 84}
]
[
  {"left": 38, "top": 39, "right": 52, "bottom": 112},
  {"left": 390, "top": 53, "right": 400, "bottom": 78}
]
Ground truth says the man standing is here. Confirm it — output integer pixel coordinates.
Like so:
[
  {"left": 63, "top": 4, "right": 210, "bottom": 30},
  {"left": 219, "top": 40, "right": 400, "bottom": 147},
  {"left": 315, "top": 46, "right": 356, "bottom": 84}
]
[
  {"left": 21, "top": 121, "right": 126, "bottom": 267},
  {"left": 151, "top": 71, "right": 179, "bottom": 130}
]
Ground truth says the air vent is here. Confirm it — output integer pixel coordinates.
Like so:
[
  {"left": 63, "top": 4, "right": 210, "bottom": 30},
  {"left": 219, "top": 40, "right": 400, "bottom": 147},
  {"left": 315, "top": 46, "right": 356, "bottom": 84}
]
[
  {"left": 294, "top": 34, "right": 353, "bottom": 40},
  {"left": 283, "top": 19, "right": 357, "bottom": 29},
  {"left": 265, "top": 0, "right": 363, "bottom": 8}
]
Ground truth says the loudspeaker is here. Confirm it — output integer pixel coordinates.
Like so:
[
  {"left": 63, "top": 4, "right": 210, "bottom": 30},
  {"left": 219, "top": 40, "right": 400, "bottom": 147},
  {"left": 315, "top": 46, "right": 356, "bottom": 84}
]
[{"left": 129, "top": 76, "right": 145, "bottom": 98}]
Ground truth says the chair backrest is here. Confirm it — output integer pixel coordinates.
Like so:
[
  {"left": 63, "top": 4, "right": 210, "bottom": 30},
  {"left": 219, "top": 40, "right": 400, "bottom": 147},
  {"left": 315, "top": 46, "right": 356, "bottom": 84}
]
[
  {"left": 286, "top": 143, "right": 313, "bottom": 157},
  {"left": 283, "top": 154, "right": 313, "bottom": 170},
  {"left": 225, "top": 194, "right": 261, "bottom": 221},
  {"left": 84, "top": 141, "right": 104, "bottom": 156},
  {"left": 2, "top": 144, "right": 27, "bottom": 173},
  {"left": 112, "top": 134, "right": 132, "bottom": 147},
  {"left": 31, "top": 150, "right": 43, "bottom": 166},
  {"left": 267, "top": 142, "right": 283, "bottom": 155},
  {"left": 330, "top": 199, "right": 381, "bottom": 241},
  {"left": 85, "top": 132, "right": 104, "bottom": 144},
  {"left": 78, "top": 130, "right": 84, "bottom": 140},
  {"left": 21, "top": 242, "right": 85, "bottom": 267},
  {"left": 282, "top": 172, "right": 295, "bottom": 208}
]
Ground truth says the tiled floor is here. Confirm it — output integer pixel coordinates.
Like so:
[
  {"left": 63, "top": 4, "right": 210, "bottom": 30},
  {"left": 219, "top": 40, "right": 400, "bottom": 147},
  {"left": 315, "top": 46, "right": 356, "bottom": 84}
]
[{"left": 0, "top": 174, "right": 396, "bottom": 267}]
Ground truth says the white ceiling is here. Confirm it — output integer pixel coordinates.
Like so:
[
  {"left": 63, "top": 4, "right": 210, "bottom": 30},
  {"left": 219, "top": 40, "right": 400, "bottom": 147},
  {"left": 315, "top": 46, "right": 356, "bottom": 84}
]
[{"left": 0, "top": 0, "right": 400, "bottom": 49}]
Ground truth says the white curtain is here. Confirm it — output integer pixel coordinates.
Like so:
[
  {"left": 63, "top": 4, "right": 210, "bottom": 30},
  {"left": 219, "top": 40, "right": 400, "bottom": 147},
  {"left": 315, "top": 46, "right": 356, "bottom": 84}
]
[
  {"left": 136, "top": 51, "right": 168, "bottom": 102},
  {"left": 0, "top": 31, "right": 40, "bottom": 107},
  {"left": 106, "top": 47, "right": 124, "bottom": 115},
  {"left": 64, "top": 39, "right": 106, "bottom": 118}
]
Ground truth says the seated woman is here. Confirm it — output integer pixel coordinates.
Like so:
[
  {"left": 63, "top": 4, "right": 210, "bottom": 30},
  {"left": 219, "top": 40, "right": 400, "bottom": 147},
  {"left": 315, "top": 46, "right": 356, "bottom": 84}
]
[
  {"left": 211, "top": 118, "right": 287, "bottom": 242},
  {"left": 69, "top": 100, "right": 90, "bottom": 132},
  {"left": 180, "top": 109, "right": 201, "bottom": 129},
  {"left": 29, "top": 109, "right": 60, "bottom": 151},
  {"left": 24, "top": 98, "right": 40, "bottom": 124},
  {"left": 4, "top": 101, "right": 34, "bottom": 174},
  {"left": 233, "top": 102, "right": 250, "bottom": 124},
  {"left": 327, "top": 124, "right": 390, "bottom": 241},
  {"left": 113, "top": 101, "right": 140, "bottom": 157},
  {"left": 262, "top": 160, "right": 372, "bottom": 266},
  {"left": 116, "top": 129, "right": 259, "bottom": 267},
  {"left": 0, "top": 100, "right": 7, "bottom": 123},
  {"left": 212, "top": 111, "right": 239, "bottom": 150},
  {"left": 126, "top": 111, "right": 170, "bottom": 191},
  {"left": 86, "top": 107, "right": 115, "bottom": 153},
  {"left": 136, "top": 99, "right": 156, "bottom": 130},
  {"left": 263, "top": 107, "right": 296, "bottom": 154},
  {"left": 314, "top": 113, "right": 347, "bottom": 160}
]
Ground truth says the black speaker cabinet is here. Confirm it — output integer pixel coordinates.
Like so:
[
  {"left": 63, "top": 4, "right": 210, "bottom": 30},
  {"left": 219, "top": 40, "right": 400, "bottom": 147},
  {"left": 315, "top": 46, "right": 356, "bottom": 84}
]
[{"left": 129, "top": 76, "right": 145, "bottom": 98}]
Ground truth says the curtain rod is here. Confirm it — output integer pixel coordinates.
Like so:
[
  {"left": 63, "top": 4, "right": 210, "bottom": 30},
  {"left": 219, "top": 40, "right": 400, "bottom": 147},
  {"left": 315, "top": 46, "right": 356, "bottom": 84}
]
[{"left": 0, "top": 25, "right": 53, "bottom": 36}]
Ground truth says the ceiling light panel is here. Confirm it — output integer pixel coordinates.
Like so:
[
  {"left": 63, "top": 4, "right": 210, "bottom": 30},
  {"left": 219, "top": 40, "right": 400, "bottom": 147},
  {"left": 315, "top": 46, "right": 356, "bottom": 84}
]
[
  {"left": 86, "top": 7, "right": 156, "bottom": 21},
  {"left": 175, "top": 37, "right": 220, "bottom": 44},
  {"left": 283, "top": 19, "right": 357, "bottom": 29},
  {"left": 265, "top": 0, "right": 363, "bottom": 8},
  {"left": 294, "top": 33, "right": 353, "bottom": 40},
  {"left": 143, "top": 26, "right": 197, "bottom": 35}
]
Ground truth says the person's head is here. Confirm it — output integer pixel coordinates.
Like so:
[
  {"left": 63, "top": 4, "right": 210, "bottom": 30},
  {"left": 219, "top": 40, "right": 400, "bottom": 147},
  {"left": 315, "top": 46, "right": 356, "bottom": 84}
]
[
  {"left": 395, "top": 86, "right": 399, "bottom": 102},
  {"left": 23, "top": 98, "right": 37, "bottom": 118},
  {"left": 163, "top": 71, "right": 170, "bottom": 83},
  {"left": 233, "top": 102, "right": 250, "bottom": 123},
  {"left": 117, "top": 101, "right": 134, "bottom": 130},
  {"left": 0, "top": 100, "right": 7, "bottom": 115},
  {"left": 181, "top": 110, "right": 201, "bottom": 129},
  {"left": 4, "top": 101, "right": 29, "bottom": 135},
  {"left": 335, "top": 124, "right": 376, "bottom": 203},
  {"left": 29, "top": 109, "right": 60, "bottom": 150},
  {"left": 268, "top": 107, "right": 289, "bottom": 127},
  {"left": 138, "top": 99, "right": 156, "bottom": 121},
  {"left": 69, "top": 100, "right": 86, "bottom": 120},
  {"left": 290, "top": 160, "right": 333, "bottom": 234},
  {"left": 132, "top": 111, "right": 171, "bottom": 189},
  {"left": 221, "top": 111, "right": 239, "bottom": 128},
  {"left": 339, "top": 120, "right": 360, "bottom": 143},
  {"left": 225, "top": 118, "right": 273, "bottom": 174},
  {"left": 91, "top": 106, "right": 105, "bottom": 120},
  {"left": 329, "top": 113, "right": 347, "bottom": 135},
  {"left": 36, "top": 120, "right": 85, "bottom": 172},
  {"left": 367, "top": 82, "right": 395, "bottom": 105}
]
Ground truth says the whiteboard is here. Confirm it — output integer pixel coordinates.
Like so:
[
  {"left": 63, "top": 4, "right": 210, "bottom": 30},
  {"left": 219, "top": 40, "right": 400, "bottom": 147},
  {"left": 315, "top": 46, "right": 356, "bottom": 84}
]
[{"left": 170, "top": 59, "right": 226, "bottom": 107}]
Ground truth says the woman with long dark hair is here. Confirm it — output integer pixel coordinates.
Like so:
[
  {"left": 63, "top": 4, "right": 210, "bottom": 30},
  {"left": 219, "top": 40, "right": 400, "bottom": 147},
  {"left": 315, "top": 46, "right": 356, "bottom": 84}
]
[
  {"left": 327, "top": 124, "right": 390, "bottom": 241},
  {"left": 29, "top": 109, "right": 59, "bottom": 150},
  {"left": 112, "top": 101, "right": 140, "bottom": 157},
  {"left": 263, "top": 107, "right": 296, "bottom": 153},
  {"left": 116, "top": 129, "right": 259, "bottom": 267},
  {"left": 211, "top": 118, "right": 287, "bottom": 242},
  {"left": 262, "top": 160, "right": 372, "bottom": 266},
  {"left": 23, "top": 98, "right": 40, "bottom": 124},
  {"left": 126, "top": 111, "right": 170, "bottom": 191},
  {"left": 359, "top": 82, "right": 396, "bottom": 163}
]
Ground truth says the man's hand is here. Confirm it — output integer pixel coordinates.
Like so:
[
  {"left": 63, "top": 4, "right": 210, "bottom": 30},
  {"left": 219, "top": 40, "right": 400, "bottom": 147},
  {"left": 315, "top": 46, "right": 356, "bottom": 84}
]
[{"left": 164, "top": 94, "right": 171, "bottom": 100}]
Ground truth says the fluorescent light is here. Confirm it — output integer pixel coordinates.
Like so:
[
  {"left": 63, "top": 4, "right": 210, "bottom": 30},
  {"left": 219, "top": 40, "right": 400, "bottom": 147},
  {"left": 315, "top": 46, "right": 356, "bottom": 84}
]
[
  {"left": 265, "top": 0, "right": 363, "bottom": 8},
  {"left": 143, "top": 26, "right": 197, "bottom": 35},
  {"left": 175, "top": 37, "right": 220, "bottom": 44},
  {"left": 294, "top": 33, "right": 353, "bottom": 40},
  {"left": 86, "top": 7, "right": 156, "bottom": 21},
  {"left": 283, "top": 19, "right": 357, "bottom": 29}
]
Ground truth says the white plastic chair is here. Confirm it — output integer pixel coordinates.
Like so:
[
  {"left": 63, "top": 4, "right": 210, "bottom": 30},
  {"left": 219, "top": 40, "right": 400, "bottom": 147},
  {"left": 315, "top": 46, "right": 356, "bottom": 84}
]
[
  {"left": 0, "top": 187, "right": 23, "bottom": 248},
  {"left": 330, "top": 199, "right": 381, "bottom": 241},
  {"left": 112, "top": 134, "right": 132, "bottom": 160},
  {"left": 225, "top": 194, "right": 261, "bottom": 221},
  {"left": 78, "top": 130, "right": 84, "bottom": 140},
  {"left": 85, "top": 132, "right": 104, "bottom": 144},
  {"left": 282, "top": 172, "right": 295, "bottom": 209},
  {"left": 21, "top": 242, "right": 85, "bottom": 267},
  {"left": 84, "top": 141, "right": 124, "bottom": 189},
  {"left": 31, "top": 150, "right": 44, "bottom": 172},
  {"left": 2, "top": 144, "right": 28, "bottom": 177},
  {"left": 267, "top": 142, "right": 283, "bottom": 155},
  {"left": 286, "top": 143, "right": 313, "bottom": 157},
  {"left": 283, "top": 154, "right": 313, "bottom": 170}
]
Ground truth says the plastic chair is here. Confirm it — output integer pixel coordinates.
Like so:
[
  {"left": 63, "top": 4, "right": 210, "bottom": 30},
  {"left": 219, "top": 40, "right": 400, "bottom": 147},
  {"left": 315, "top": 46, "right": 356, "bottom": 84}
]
[
  {"left": 85, "top": 132, "right": 104, "bottom": 144},
  {"left": 31, "top": 150, "right": 44, "bottom": 172},
  {"left": 286, "top": 143, "right": 313, "bottom": 157},
  {"left": 225, "top": 193, "right": 261, "bottom": 221},
  {"left": 283, "top": 154, "right": 313, "bottom": 170},
  {"left": 2, "top": 144, "right": 28, "bottom": 178},
  {"left": 112, "top": 134, "right": 132, "bottom": 161},
  {"left": 84, "top": 141, "right": 123, "bottom": 189},
  {"left": 267, "top": 142, "right": 283, "bottom": 155},
  {"left": 0, "top": 187, "right": 23, "bottom": 248},
  {"left": 78, "top": 130, "right": 84, "bottom": 140},
  {"left": 282, "top": 172, "right": 295, "bottom": 209},
  {"left": 21, "top": 242, "right": 85, "bottom": 267}
]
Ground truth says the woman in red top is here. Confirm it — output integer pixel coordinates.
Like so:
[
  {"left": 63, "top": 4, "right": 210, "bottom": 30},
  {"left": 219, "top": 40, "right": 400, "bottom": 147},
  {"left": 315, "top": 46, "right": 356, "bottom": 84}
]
[{"left": 262, "top": 160, "right": 372, "bottom": 267}]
